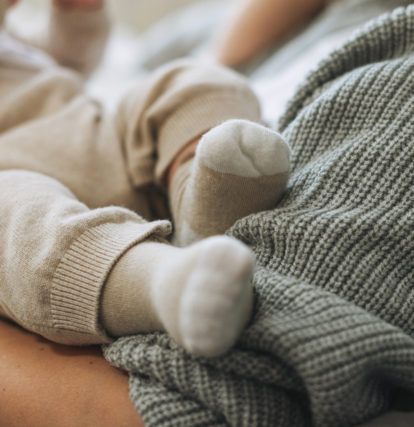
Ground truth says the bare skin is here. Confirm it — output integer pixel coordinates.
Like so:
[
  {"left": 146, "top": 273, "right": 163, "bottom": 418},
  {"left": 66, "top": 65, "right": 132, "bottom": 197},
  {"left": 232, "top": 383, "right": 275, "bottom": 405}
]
[
  {"left": 167, "top": 136, "right": 200, "bottom": 187},
  {"left": 216, "top": 0, "right": 327, "bottom": 68},
  {"left": 0, "top": 318, "right": 144, "bottom": 427}
]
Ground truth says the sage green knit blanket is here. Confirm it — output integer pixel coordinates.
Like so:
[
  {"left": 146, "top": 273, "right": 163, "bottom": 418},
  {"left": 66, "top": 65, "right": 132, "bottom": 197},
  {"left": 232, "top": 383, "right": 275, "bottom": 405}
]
[{"left": 104, "top": 6, "right": 414, "bottom": 427}]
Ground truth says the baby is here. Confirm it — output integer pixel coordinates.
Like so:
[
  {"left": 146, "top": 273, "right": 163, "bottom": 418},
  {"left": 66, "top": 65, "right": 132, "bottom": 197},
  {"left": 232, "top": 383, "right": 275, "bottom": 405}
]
[{"left": 0, "top": 0, "right": 290, "bottom": 357}]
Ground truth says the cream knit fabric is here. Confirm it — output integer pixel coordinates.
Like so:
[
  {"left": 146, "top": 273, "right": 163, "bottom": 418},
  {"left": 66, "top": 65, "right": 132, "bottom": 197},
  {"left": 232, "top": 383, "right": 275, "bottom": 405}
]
[{"left": 0, "top": 5, "right": 263, "bottom": 345}]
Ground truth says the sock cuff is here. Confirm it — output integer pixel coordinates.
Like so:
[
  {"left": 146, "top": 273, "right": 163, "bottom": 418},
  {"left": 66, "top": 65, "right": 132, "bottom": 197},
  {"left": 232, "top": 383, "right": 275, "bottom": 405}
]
[
  {"left": 155, "top": 91, "right": 261, "bottom": 185},
  {"left": 50, "top": 220, "right": 171, "bottom": 345}
]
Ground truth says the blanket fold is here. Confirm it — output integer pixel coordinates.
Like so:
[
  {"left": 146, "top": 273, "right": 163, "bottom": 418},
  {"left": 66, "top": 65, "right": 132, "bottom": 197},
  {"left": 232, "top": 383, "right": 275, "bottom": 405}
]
[{"left": 104, "top": 5, "right": 414, "bottom": 426}]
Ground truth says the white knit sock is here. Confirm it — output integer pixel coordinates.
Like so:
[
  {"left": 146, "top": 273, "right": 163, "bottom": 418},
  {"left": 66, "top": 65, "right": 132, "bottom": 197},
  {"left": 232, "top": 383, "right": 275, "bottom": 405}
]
[
  {"left": 170, "top": 119, "right": 291, "bottom": 246},
  {"left": 102, "top": 236, "right": 255, "bottom": 357}
]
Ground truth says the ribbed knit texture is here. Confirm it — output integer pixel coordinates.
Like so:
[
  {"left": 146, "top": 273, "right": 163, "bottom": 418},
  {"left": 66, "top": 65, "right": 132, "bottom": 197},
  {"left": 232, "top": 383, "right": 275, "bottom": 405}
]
[
  {"left": 156, "top": 92, "right": 261, "bottom": 181},
  {"left": 104, "top": 6, "right": 414, "bottom": 427},
  {"left": 50, "top": 220, "right": 171, "bottom": 342}
]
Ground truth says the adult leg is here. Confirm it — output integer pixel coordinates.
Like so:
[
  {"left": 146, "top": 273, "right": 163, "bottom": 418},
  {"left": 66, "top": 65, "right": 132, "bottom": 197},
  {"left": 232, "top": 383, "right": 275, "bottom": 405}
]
[{"left": 0, "top": 318, "right": 143, "bottom": 427}]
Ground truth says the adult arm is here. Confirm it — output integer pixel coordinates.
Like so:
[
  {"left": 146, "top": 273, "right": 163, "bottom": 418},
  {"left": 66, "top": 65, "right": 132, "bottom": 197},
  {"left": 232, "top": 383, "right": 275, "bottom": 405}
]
[{"left": 216, "top": 0, "right": 327, "bottom": 68}]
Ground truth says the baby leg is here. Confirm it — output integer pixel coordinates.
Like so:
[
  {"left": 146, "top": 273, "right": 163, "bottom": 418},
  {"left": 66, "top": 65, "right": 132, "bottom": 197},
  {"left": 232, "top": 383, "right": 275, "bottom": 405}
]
[
  {"left": 0, "top": 170, "right": 171, "bottom": 346},
  {"left": 102, "top": 61, "right": 282, "bottom": 354},
  {"left": 170, "top": 119, "right": 290, "bottom": 246},
  {"left": 103, "top": 235, "right": 255, "bottom": 357},
  {"left": 0, "top": 170, "right": 253, "bottom": 357},
  {"left": 115, "top": 60, "right": 290, "bottom": 245}
]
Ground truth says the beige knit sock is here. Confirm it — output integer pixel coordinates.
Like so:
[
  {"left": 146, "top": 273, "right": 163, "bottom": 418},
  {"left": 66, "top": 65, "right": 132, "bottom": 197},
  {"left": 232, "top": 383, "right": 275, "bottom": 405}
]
[
  {"left": 170, "top": 119, "right": 291, "bottom": 246},
  {"left": 102, "top": 235, "right": 254, "bottom": 357}
]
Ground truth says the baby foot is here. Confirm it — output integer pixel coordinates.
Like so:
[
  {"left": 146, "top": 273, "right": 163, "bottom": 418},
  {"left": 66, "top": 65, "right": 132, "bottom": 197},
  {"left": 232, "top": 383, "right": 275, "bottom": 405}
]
[
  {"left": 152, "top": 236, "right": 255, "bottom": 357},
  {"left": 170, "top": 119, "right": 291, "bottom": 246}
]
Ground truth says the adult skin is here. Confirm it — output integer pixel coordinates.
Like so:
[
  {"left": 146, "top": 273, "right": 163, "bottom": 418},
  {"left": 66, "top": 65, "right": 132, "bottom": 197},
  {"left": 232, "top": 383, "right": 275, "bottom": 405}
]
[
  {"left": 216, "top": 0, "right": 327, "bottom": 68},
  {"left": 0, "top": 318, "right": 144, "bottom": 427}
]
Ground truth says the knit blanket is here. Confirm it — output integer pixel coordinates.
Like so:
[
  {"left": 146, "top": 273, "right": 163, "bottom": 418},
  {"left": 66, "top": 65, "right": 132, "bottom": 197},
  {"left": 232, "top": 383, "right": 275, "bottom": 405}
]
[{"left": 104, "top": 6, "right": 414, "bottom": 427}]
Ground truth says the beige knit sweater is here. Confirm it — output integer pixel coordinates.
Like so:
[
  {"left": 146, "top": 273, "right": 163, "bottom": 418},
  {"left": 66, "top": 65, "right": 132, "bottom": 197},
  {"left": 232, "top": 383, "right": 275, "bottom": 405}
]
[{"left": 0, "top": 3, "right": 261, "bottom": 345}]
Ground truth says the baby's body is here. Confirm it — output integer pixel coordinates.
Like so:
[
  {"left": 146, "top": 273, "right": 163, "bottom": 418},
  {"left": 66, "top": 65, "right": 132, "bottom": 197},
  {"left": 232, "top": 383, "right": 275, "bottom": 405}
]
[{"left": 0, "top": 0, "right": 290, "bottom": 356}]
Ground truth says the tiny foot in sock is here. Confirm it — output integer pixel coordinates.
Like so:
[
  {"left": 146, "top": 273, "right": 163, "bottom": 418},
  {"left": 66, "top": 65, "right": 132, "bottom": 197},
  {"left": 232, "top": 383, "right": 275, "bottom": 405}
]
[
  {"left": 152, "top": 236, "right": 255, "bottom": 357},
  {"left": 198, "top": 119, "right": 290, "bottom": 177},
  {"left": 171, "top": 119, "right": 291, "bottom": 246}
]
